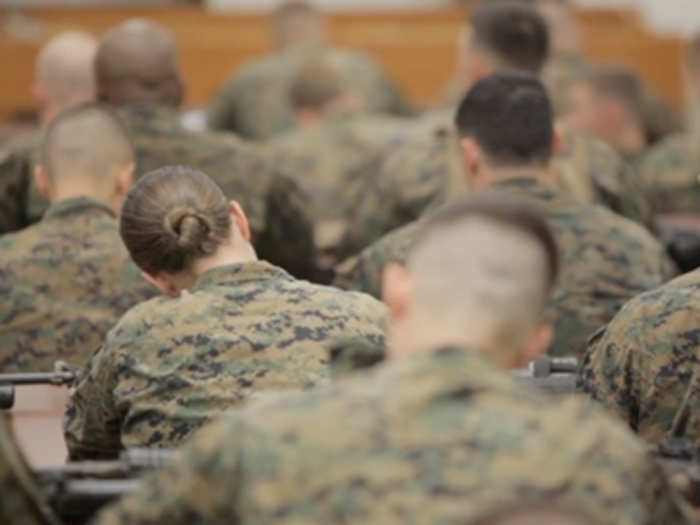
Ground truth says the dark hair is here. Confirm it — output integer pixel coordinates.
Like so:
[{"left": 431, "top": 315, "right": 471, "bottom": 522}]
[
  {"left": 416, "top": 191, "right": 559, "bottom": 291},
  {"left": 455, "top": 70, "right": 554, "bottom": 166},
  {"left": 120, "top": 166, "right": 231, "bottom": 275},
  {"left": 470, "top": 2, "right": 550, "bottom": 74}
]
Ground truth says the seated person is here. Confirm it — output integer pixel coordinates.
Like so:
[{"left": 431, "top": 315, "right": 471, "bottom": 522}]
[
  {"left": 63, "top": 166, "right": 388, "bottom": 460},
  {"left": 93, "top": 193, "right": 688, "bottom": 525},
  {"left": 0, "top": 104, "right": 155, "bottom": 372}
]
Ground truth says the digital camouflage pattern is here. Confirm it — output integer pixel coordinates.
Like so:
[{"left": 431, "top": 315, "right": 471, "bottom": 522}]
[
  {"left": 581, "top": 269, "right": 700, "bottom": 446},
  {"left": 0, "top": 416, "right": 58, "bottom": 525},
  {"left": 336, "top": 178, "right": 676, "bottom": 356},
  {"left": 0, "top": 131, "right": 40, "bottom": 234},
  {"left": 267, "top": 117, "right": 384, "bottom": 253},
  {"left": 636, "top": 134, "right": 700, "bottom": 216},
  {"left": 0, "top": 105, "right": 316, "bottom": 279},
  {"left": 0, "top": 197, "right": 155, "bottom": 373},
  {"left": 94, "top": 345, "right": 689, "bottom": 525},
  {"left": 207, "top": 47, "right": 414, "bottom": 141},
  {"left": 64, "top": 260, "right": 387, "bottom": 460},
  {"left": 343, "top": 123, "right": 650, "bottom": 255}
]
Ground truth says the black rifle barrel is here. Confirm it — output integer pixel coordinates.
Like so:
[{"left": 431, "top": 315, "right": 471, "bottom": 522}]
[{"left": 0, "top": 371, "right": 76, "bottom": 386}]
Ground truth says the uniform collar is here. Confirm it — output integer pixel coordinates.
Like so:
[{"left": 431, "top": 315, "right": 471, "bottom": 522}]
[
  {"left": 43, "top": 197, "right": 115, "bottom": 221},
  {"left": 117, "top": 105, "right": 183, "bottom": 134},
  {"left": 492, "top": 176, "right": 559, "bottom": 202},
  {"left": 194, "top": 260, "right": 292, "bottom": 291}
]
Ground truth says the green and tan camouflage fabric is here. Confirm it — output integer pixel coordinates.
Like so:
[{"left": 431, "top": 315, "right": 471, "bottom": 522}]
[
  {"left": 343, "top": 124, "right": 649, "bottom": 255},
  {"left": 542, "top": 53, "right": 591, "bottom": 117},
  {"left": 0, "top": 131, "right": 40, "bottom": 234},
  {"left": 336, "top": 178, "right": 676, "bottom": 357},
  {"left": 208, "top": 47, "right": 414, "bottom": 141},
  {"left": 94, "top": 345, "right": 689, "bottom": 525},
  {"left": 0, "top": 197, "right": 155, "bottom": 373},
  {"left": 268, "top": 117, "right": 384, "bottom": 254},
  {"left": 636, "top": 134, "right": 700, "bottom": 216},
  {"left": 581, "top": 269, "right": 700, "bottom": 446},
  {"left": 64, "top": 260, "right": 387, "bottom": 460}
]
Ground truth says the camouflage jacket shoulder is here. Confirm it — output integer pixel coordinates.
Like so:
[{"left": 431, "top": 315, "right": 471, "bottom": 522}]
[
  {"left": 95, "top": 345, "right": 688, "bottom": 525},
  {"left": 0, "top": 197, "right": 155, "bottom": 373},
  {"left": 63, "top": 260, "right": 387, "bottom": 460},
  {"left": 581, "top": 268, "right": 700, "bottom": 446},
  {"left": 636, "top": 133, "right": 700, "bottom": 215}
]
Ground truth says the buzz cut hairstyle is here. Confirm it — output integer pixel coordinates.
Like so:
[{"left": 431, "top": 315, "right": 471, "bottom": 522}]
[
  {"left": 584, "top": 65, "right": 645, "bottom": 117},
  {"left": 469, "top": 1, "right": 551, "bottom": 74},
  {"left": 414, "top": 191, "right": 559, "bottom": 292}
]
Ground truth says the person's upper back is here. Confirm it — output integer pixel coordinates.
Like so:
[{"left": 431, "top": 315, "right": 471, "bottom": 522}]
[
  {"left": 581, "top": 267, "right": 700, "bottom": 446},
  {"left": 336, "top": 179, "right": 674, "bottom": 356},
  {"left": 0, "top": 196, "right": 154, "bottom": 372},
  {"left": 67, "top": 259, "right": 387, "bottom": 452},
  {"left": 93, "top": 344, "right": 687, "bottom": 525},
  {"left": 208, "top": 47, "right": 412, "bottom": 141}
]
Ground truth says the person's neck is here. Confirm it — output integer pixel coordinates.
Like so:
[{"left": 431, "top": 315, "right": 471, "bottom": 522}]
[
  {"left": 50, "top": 185, "right": 116, "bottom": 214},
  {"left": 191, "top": 243, "right": 258, "bottom": 278}
]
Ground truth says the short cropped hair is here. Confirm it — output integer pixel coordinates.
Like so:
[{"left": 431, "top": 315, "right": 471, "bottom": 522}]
[
  {"left": 289, "top": 58, "right": 343, "bottom": 110},
  {"left": 584, "top": 65, "right": 645, "bottom": 121},
  {"left": 470, "top": 2, "right": 550, "bottom": 74},
  {"left": 455, "top": 70, "right": 554, "bottom": 166},
  {"left": 416, "top": 191, "right": 559, "bottom": 291}
]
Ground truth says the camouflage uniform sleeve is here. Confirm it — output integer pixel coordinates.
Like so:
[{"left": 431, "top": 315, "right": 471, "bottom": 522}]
[
  {"left": 333, "top": 252, "right": 383, "bottom": 299},
  {"left": 580, "top": 325, "right": 640, "bottom": 432},
  {"left": 93, "top": 416, "right": 250, "bottom": 525},
  {"left": 207, "top": 76, "right": 241, "bottom": 134},
  {"left": 254, "top": 173, "right": 317, "bottom": 281},
  {"left": 63, "top": 345, "right": 124, "bottom": 460}
]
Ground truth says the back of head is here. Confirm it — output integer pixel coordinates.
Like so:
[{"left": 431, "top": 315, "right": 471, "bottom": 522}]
[
  {"left": 688, "top": 32, "right": 700, "bottom": 75},
  {"left": 120, "top": 166, "right": 232, "bottom": 276},
  {"left": 289, "top": 57, "right": 344, "bottom": 111},
  {"left": 95, "top": 18, "right": 182, "bottom": 108},
  {"left": 407, "top": 192, "right": 558, "bottom": 354},
  {"left": 35, "top": 31, "right": 98, "bottom": 111},
  {"left": 42, "top": 103, "right": 133, "bottom": 187},
  {"left": 470, "top": 2, "right": 550, "bottom": 74},
  {"left": 456, "top": 70, "right": 554, "bottom": 167},
  {"left": 271, "top": 1, "right": 324, "bottom": 50}
]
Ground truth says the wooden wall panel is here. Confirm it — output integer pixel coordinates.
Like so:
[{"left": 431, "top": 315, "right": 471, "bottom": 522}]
[{"left": 0, "top": 6, "right": 686, "bottom": 121}]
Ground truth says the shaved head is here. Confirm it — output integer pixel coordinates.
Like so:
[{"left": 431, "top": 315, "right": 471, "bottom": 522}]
[
  {"left": 42, "top": 104, "right": 133, "bottom": 187},
  {"left": 387, "top": 193, "right": 558, "bottom": 364},
  {"left": 95, "top": 18, "right": 183, "bottom": 108},
  {"left": 34, "top": 31, "right": 98, "bottom": 124}
]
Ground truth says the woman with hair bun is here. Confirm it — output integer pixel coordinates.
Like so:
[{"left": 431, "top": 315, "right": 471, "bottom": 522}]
[{"left": 63, "top": 166, "right": 388, "bottom": 460}]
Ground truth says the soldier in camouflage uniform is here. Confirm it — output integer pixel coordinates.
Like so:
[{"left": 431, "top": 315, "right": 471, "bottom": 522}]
[
  {"left": 0, "top": 105, "right": 155, "bottom": 373},
  {"left": 94, "top": 193, "right": 689, "bottom": 525},
  {"left": 581, "top": 267, "right": 700, "bottom": 446},
  {"left": 336, "top": 73, "right": 675, "bottom": 357},
  {"left": 63, "top": 166, "right": 387, "bottom": 460},
  {"left": 341, "top": 4, "right": 648, "bottom": 255},
  {"left": 207, "top": 1, "right": 413, "bottom": 141},
  {"left": 0, "top": 31, "right": 97, "bottom": 234},
  {"left": 267, "top": 58, "right": 385, "bottom": 264}
]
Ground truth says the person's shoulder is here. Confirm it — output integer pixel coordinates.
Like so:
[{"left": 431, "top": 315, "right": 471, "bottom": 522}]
[
  {"left": 283, "top": 275, "right": 388, "bottom": 316},
  {"left": 102, "top": 294, "right": 181, "bottom": 346},
  {"left": 638, "top": 133, "right": 698, "bottom": 176}
]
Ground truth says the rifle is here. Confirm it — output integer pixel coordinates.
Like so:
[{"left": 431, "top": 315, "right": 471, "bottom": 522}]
[
  {"left": 35, "top": 448, "right": 175, "bottom": 524},
  {"left": 512, "top": 356, "right": 579, "bottom": 394},
  {"left": 0, "top": 361, "right": 79, "bottom": 410}
]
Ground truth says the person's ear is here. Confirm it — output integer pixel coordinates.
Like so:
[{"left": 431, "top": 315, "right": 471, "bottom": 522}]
[
  {"left": 552, "top": 124, "right": 564, "bottom": 157},
  {"left": 34, "top": 165, "right": 52, "bottom": 201},
  {"left": 141, "top": 271, "right": 179, "bottom": 297},
  {"left": 513, "top": 324, "right": 553, "bottom": 369},
  {"left": 381, "top": 263, "right": 413, "bottom": 322},
  {"left": 460, "top": 137, "right": 484, "bottom": 182},
  {"left": 229, "top": 200, "right": 251, "bottom": 242},
  {"left": 32, "top": 82, "right": 48, "bottom": 111},
  {"left": 115, "top": 162, "right": 135, "bottom": 199}
]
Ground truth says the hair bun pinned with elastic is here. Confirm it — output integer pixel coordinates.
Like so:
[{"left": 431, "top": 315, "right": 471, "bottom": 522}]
[{"left": 163, "top": 206, "right": 214, "bottom": 253}]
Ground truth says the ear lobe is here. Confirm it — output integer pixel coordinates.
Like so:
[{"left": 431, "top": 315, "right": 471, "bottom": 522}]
[
  {"left": 229, "top": 201, "right": 251, "bottom": 242},
  {"left": 116, "top": 162, "right": 135, "bottom": 197},
  {"left": 514, "top": 325, "right": 553, "bottom": 369},
  {"left": 381, "top": 263, "right": 413, "bottom": 322},
  {"left": 460, "top": 137, "right": 482, "bottom": 180},
  {"left": 552, "top": 124, "right": 564, "bottom": 157},
  {"left": 34, "top": 165, "right": 51, "bottom": 200}
]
